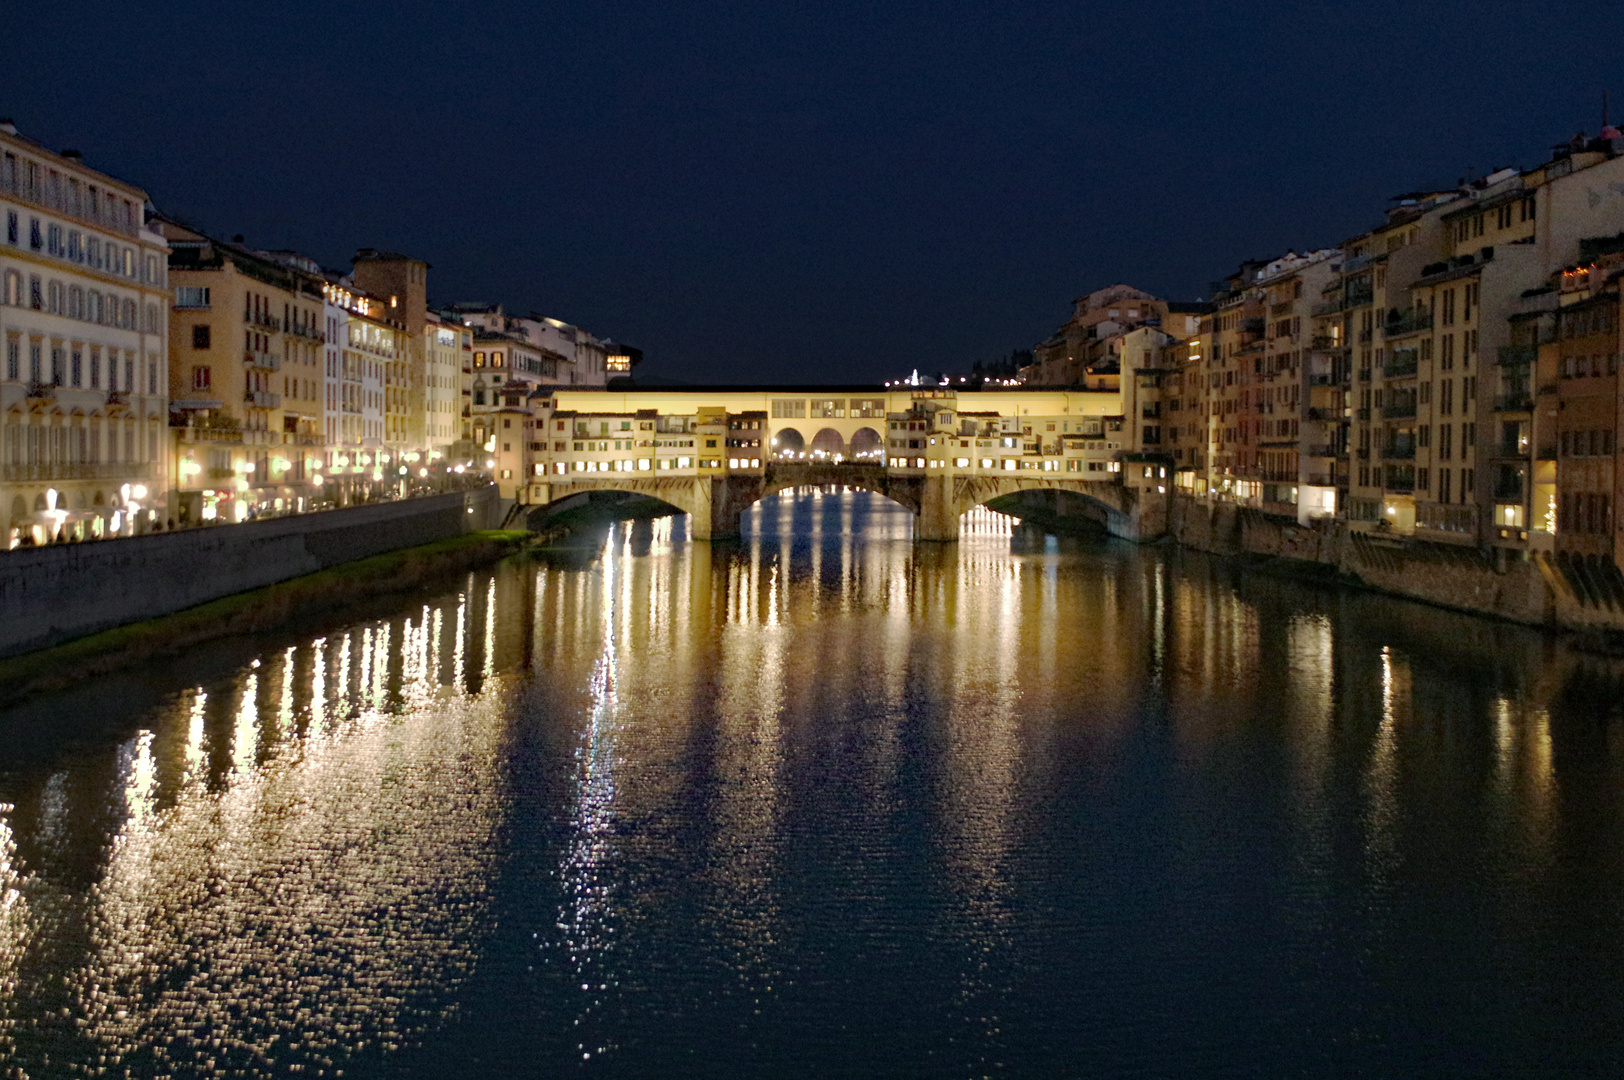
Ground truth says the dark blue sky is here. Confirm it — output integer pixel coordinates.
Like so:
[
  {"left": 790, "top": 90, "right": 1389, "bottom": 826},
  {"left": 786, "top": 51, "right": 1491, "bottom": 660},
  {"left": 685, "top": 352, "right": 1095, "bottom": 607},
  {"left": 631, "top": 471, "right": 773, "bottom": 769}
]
[{"left": 3, "top": 1, "right": 1611, "bottom": 382}]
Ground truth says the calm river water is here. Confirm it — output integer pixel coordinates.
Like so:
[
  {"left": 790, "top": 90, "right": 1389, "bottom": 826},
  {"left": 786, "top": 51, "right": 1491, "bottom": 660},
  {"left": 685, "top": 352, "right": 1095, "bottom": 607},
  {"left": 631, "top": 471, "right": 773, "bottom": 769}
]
[{"left": 4, "top": 490, "right": 1624, "bottom": 1078}]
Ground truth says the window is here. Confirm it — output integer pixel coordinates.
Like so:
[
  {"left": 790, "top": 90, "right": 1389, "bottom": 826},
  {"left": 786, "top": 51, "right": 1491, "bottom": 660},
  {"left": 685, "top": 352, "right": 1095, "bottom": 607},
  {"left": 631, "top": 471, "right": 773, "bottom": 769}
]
[
  {"left": 28, "top": 218, "right": 40, "bottom": 249},
  {"left": 5, "top": 211, "right": 14, "bottom": 245},
  {"left": 175, "top": 285, "right": 210, "bottom": 309},
  {"left": 4, "top": 339, "right": 16, "bottom": 381},
  {"left": 192, "top": 365, "right": 211, "bottom": 390}
]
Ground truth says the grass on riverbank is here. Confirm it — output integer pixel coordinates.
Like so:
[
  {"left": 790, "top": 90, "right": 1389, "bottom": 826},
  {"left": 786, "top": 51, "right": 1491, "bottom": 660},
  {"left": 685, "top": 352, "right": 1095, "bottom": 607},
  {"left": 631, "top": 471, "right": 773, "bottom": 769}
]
[{"left": 0, "top": 529, "right": 532, "bottom": 705}]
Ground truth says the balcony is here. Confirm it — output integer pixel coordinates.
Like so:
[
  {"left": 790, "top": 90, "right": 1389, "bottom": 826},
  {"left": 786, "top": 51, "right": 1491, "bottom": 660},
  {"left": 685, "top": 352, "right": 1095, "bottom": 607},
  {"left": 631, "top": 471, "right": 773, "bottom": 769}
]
[
  {"left": 245, "top": 350, "right": 281, "bottom": 371},
  {"left": 286, "top": 324, "right": 326, "bottom": 343},
  {"left": 1496, "top": 344, "right": 1537, "bottom": 366},
  {"left": 1239, "top": 317, "right": 1265, "bottom": 336},
  {"left": 1307, "top": 407, "right": 1342, "bottom": 422},
  {"left": 1, "top": 462, "right": 159, "bottom": 482},
  {"left": 26, "top": 381, "right": 55, "bottom": 401},
  {"left": 1304, "top": 444, "right": 1339, "bottom": 458},
  {"left": 1384, "top": 310, "right": 1434, "bottom": 338},
  {"left": 1385, "top": 471, "right": 1416, "bottom": 493},
  {"left": 249, "top": 310, "right": 282, "bottom": 331},
  {"left": 1494, "top": 478, "right": 1525, "bottom": 501},
  {"left": 1308, "top": 335, "right": 1343, "bottom": 351},
  {"left": 1141, "top": 404, "right": 1161, "bottom": 419},
  {"left": 245, "top": 390, "right": 282, "bottom": 408},
  {"left": 1309, "top": 373, "right": 1339, "bottom": 387},
  {"left": 1382, "top": 443, "right": 1417, "bottom": 460},
  {"left": 105, "top": 390, "right": 128, "bottom": 408},
  {"left": 175, "top": 426, "right": 246, "bottom": 444},
  {"left": 1305, "top": 472, "right": 1337, "bottom": 487},
  {"left": 1538, "top": 444, "right": 1558, "bottom": 461},
  {"left": 1383, "top": 350, "right": 1419, "bottom": 378},
  {"left": 1494, "top": 441, "right": 1531, "bottom": 460},
  {"left": 1356, "top": 407, "right": 1371, "bottom": 421},
  {"left": 1492, "top": 392, "right": 1533, "bottom": 413},
  {"left": 1381, "top": 401, "right": 1417, "bottom": 419}
]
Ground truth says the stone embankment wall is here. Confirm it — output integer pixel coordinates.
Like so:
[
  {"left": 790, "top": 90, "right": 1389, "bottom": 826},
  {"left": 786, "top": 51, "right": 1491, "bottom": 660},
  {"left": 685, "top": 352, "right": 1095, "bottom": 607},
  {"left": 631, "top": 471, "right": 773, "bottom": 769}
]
[
  {"left": 0, "top": 486, "right": 499, "bottom": 658},
  {"left": 1163, "top": 494, "right": 1624, "bottom": 631},
  {"left": 1175, "top": 500, "right": 1565, "bottom": 626}
]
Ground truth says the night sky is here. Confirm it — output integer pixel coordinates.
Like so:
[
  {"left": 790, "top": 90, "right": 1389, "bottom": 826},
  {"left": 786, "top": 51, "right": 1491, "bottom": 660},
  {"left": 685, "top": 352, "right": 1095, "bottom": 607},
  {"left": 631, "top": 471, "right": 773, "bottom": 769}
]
[{"left": 2, "top": 2, "right": 1612, "bottom": 383}]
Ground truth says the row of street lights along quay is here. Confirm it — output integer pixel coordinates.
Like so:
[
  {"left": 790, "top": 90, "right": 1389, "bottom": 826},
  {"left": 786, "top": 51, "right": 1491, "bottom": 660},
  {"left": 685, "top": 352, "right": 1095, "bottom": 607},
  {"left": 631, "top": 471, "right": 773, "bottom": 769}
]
[{"left": 10, "top": 451, "right": 496, "bottom": 548}]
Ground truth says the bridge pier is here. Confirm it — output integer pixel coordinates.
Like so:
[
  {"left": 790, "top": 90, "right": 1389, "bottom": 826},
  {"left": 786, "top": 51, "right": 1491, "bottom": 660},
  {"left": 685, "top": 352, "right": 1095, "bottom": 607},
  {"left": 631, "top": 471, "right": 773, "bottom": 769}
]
[{"left": 914, "top": 475, "right": 961, "bottom": 542}]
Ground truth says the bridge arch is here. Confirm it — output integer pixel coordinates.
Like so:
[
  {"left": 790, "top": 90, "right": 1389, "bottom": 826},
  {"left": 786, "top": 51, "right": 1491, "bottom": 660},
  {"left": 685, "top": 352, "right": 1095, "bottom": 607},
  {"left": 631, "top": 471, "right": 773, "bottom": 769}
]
[
  {"left": 524, "top": 484, "right": 697, "bottom": 535},
  {"left": 524, "top": 465, "right": 1152, "bottom": 543}
]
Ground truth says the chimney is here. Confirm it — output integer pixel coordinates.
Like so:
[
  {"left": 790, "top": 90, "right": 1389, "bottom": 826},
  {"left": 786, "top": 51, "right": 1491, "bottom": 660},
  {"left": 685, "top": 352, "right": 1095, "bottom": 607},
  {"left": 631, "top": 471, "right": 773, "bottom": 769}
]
[
  {"left": 60, "top": 149, "right": 83, "bottom": 163},
  {"left": 0, "top": 119, "right": 16, "bottom": 136}
]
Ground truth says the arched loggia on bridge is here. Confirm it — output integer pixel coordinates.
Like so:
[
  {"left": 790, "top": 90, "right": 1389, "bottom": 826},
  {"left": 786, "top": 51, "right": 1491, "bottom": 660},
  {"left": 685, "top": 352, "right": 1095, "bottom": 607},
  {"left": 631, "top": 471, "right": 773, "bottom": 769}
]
[
  {"left": 809, "top": 428, "right": 845, "bottom": 461},
  {"left": 849, "top": 427, "right": 883, "bottom": 462},
  {"left": 771, "top": 427, "right": 805, "bottom": 460}
]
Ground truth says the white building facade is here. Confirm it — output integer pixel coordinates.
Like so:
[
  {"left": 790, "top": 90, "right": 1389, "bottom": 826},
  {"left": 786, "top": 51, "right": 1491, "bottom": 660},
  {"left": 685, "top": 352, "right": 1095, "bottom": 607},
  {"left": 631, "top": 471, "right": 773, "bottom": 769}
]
[{"left": 0, "top": 123, "right": 171, "bottom": 545}]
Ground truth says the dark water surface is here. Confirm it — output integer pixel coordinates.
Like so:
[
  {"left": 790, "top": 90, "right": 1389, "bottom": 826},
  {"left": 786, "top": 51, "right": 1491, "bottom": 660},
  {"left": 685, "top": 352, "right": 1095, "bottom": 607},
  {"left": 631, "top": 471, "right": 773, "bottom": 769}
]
[{"left": 5, "top": 490, "right": 1624, "bottom": 1079}]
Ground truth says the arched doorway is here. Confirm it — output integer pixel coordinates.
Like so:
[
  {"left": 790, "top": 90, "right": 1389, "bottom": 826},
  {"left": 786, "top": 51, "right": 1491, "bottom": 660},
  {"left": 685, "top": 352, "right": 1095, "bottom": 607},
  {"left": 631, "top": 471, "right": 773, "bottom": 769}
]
[
  {"left": 809, "top": 428, "right": 845, "bottom": 460},
  {"left": 849, "top": 427, "right": 883, "bottom": 461},
  {"left": 772, "top": 427, "right": 805, "bottom": 459}
]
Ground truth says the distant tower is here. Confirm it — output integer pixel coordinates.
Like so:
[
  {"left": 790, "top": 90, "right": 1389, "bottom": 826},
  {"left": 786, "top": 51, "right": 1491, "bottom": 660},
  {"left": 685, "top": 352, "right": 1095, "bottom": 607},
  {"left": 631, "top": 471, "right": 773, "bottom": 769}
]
[{"left": 351, "top": 249, "right": 429, "bottom": 336}]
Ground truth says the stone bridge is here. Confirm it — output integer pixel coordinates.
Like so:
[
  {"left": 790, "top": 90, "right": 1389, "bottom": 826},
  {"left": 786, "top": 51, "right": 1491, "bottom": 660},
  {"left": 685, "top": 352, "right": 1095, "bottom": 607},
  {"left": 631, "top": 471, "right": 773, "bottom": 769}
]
[{"left": 526, "top": 461, "right": 1158, "bottom": 542}]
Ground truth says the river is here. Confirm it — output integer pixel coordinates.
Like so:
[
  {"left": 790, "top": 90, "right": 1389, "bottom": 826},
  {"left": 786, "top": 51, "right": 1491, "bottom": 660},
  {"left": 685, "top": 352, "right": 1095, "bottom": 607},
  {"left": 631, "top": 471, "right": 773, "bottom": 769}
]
[{"left": 2, "top": 489, "right": 1624, "bottom": 1078}]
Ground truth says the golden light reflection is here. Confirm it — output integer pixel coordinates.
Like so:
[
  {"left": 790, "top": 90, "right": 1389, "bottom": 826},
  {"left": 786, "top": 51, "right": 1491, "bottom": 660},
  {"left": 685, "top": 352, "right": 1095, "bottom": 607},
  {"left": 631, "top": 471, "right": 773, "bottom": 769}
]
[
  {"left": 0, "top": 580, "right": 513, "bottom": 1077},
  {"left": 0, "top": 490, "right": 1604, "bottom": 1077}
]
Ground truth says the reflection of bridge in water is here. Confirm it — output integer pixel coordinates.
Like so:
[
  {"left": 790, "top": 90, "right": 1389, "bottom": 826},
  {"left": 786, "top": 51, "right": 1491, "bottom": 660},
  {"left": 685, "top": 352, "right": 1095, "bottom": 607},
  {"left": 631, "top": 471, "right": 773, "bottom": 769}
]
[{"left": 520, "top": 387, "right": 1168, "bottom": 541}]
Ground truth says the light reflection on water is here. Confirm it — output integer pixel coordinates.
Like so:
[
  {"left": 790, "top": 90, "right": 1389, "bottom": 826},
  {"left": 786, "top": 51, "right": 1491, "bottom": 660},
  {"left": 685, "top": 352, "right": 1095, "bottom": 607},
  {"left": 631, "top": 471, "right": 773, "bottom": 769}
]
[{"left": 3, "top": 489, "right": 1624, "bottom": 1077}]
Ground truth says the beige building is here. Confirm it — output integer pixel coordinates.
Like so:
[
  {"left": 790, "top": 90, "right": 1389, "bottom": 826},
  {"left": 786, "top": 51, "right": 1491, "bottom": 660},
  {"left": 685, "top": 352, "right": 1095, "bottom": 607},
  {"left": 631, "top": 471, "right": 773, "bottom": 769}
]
[
  {"left": 0, "top": 123, "right": 172, "bottom": 544},
  {"left": 422, "top": 312, "right": 466, "bottom": 452},
  {"left": 321, "top": 277, "right": 405, "bottom": 502}
]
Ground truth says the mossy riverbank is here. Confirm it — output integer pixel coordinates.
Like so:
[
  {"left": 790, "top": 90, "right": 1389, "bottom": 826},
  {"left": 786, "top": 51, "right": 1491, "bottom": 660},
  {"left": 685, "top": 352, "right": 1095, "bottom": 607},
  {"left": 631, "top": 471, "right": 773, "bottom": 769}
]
[{"left": 0, "top": 529, "right": 533, "bottom": 706}]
